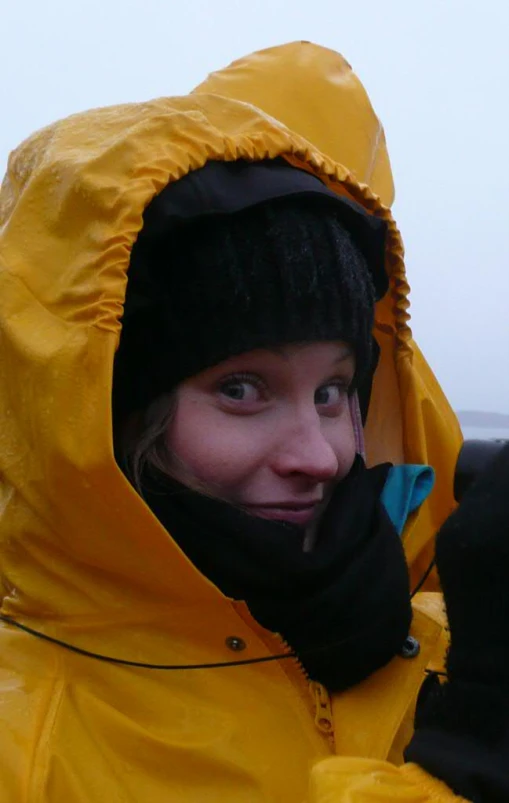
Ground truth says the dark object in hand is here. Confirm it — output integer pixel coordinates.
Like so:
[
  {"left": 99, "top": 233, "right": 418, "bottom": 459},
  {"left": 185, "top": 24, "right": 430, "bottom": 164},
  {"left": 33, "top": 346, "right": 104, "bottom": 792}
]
[{"left": 454, "top": 438, "right": 508, "bottom": 502}]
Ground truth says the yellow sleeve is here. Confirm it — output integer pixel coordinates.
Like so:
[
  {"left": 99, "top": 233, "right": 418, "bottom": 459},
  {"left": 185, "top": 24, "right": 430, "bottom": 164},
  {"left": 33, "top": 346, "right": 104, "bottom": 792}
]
[{"left": 310, "top": 758, "right": 470, "bottom": 802}]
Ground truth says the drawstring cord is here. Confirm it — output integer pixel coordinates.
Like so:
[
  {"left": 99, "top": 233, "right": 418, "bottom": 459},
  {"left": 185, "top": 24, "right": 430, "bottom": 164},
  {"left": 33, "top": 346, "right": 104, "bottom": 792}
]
[
  {"left": 0, "top": 558, "right": 437, "bottom": 671},
  {"left": 0, "top": 613, "right": 295, "bottom": 670}
]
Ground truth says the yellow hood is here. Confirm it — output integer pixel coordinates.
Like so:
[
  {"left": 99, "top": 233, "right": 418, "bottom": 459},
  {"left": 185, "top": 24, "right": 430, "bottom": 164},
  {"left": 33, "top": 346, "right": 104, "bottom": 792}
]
[
  {"left": 0, "top": 41, "right": 460, "bottom": 630},
  {"left": 194, "top": 41, "right": 395, "bottom": 207},
  {"left": 0, "top": 41, "right": 462, "bottom": 803}
]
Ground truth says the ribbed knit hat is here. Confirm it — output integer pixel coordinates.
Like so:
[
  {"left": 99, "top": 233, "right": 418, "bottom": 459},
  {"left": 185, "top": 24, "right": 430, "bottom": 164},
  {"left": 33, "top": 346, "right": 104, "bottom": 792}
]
[{"left": 113, "top": 159, "right": 387, "bottom": 424}]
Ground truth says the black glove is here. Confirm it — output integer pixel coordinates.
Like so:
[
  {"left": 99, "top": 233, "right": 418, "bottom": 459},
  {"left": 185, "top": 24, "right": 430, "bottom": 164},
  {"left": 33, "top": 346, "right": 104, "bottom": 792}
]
[{"left": 405, "top": 443, "right": 509, "bottom": 803}]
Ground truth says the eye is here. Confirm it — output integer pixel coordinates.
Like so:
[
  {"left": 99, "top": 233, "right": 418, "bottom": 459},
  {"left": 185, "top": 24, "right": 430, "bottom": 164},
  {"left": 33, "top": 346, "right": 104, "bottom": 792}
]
[
  {"left": 314, "top": 382, "right": 349, "bottom": 410},
  {"left": 218, "top": 374, "right": 265, "bottom": 403}
]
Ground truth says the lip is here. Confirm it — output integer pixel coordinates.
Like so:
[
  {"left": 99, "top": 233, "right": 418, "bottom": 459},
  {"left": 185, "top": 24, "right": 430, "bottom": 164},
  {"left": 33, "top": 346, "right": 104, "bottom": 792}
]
[{"left": 245, "top": 502, "right": 320, "bottom": 525}]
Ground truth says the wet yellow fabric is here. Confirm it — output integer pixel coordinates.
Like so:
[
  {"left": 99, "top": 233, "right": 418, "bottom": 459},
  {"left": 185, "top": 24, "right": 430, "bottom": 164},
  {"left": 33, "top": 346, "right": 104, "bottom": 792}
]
[{"left": 0, "top": 42, "right": 464, "bottom": 802}]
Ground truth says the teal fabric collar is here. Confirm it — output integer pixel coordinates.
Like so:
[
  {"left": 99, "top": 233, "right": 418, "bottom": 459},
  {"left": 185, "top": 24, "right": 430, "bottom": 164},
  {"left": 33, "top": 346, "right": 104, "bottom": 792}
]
[{"left": 380, "top": 464, "right": 435, "bottom": 536}]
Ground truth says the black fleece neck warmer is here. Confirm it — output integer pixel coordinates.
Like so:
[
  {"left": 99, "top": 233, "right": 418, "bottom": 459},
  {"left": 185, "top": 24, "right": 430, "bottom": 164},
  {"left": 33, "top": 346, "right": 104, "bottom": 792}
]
[{"left": 142, "top": 457, "right": 413, "bottom": 692}]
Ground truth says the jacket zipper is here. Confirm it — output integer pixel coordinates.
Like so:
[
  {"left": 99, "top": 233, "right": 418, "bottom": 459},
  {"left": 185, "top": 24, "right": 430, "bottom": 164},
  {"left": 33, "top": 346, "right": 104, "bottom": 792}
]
[
  {"left": 309, "top": 680, "right": 334, "bottom": 735},
  {"left": 231, "top": 606, "right": 335, "bottom": 743},
  {"left": 277, "top": 635, "right": 335, "bottom": 742}
]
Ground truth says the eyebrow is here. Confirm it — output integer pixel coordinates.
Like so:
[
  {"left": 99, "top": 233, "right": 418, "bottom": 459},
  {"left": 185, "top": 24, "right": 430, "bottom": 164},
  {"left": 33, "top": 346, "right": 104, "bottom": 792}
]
[{"left": 333, "top": 349, "right": 354, "bottom": 363}]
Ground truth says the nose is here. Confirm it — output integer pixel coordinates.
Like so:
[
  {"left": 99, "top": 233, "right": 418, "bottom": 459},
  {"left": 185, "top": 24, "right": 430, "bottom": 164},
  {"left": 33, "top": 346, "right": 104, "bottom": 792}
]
[{"left": 273, "top": 413, "right": 339, "bottom": 482}]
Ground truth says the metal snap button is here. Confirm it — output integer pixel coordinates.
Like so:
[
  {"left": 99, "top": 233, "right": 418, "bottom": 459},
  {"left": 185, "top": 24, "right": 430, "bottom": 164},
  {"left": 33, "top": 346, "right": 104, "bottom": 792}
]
[
  {"left": 225, "top": 636, "right": 247, "bottom": 652},
  {"left": 399, "top": 635, "right": 420, "bottom": 659}
]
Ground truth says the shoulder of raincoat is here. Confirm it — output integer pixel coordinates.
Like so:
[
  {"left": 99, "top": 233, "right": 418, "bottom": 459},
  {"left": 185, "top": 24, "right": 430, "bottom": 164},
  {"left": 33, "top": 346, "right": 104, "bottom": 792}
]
[{"left": 0, "top": 41, "right": 465, "bottom": 802}]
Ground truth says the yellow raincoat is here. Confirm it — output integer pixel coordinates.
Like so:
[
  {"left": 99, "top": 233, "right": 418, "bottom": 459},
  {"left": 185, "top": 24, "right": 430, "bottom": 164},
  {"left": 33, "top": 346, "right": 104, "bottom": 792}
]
[{"left": 0, "top": 42, "right": 465, "bottom": 802}]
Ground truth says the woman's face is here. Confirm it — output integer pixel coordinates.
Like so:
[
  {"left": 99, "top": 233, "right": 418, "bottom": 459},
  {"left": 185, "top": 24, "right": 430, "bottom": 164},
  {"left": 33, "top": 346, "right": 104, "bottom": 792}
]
[{"left": 167, "top": 342, "right": 357, "bottom": 525}]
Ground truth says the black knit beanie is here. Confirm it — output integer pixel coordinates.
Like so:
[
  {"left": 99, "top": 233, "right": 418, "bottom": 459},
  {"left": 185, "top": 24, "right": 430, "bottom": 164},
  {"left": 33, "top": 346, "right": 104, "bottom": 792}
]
[{"left": 113, "top": 159, "right": 387, "bottom": 426}]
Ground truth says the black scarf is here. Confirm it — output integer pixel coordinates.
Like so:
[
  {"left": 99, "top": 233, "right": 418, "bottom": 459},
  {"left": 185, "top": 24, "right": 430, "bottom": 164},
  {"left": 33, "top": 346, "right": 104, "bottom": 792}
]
[{"left": 142, "top": 457, "right": 412, "bottom": 692}]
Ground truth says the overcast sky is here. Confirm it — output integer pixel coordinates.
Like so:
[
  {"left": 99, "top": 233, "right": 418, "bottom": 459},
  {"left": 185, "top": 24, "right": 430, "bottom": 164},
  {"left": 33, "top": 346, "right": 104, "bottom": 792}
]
[{"left": 1, "top": 0, "right": 508, "bottom": 413}]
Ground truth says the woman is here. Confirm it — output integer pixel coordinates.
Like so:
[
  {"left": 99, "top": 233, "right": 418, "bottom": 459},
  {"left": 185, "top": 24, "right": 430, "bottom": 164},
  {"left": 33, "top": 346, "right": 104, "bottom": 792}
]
[{"left": 0, "top": 42, "right": 507, "bottom": 803}]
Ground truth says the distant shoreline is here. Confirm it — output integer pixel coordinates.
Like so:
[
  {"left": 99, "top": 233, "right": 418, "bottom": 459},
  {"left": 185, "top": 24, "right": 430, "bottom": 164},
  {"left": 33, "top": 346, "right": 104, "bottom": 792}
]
[{"left": 457, "top": 410, "right": 509, "bottom": 428}]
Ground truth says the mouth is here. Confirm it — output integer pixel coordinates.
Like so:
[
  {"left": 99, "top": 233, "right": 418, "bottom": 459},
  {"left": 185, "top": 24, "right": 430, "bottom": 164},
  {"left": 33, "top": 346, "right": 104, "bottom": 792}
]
[{"left": 244, "top": 502, "right": 320, "bottom": 525}]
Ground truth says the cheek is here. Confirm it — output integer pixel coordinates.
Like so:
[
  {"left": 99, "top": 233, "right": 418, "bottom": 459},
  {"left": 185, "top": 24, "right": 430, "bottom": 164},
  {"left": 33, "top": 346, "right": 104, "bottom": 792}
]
[
  {"left": 166, "top": 400, "right": 265, "bottom": 494},
  {"left": 328, "top": 416, "right": 357, "bottom": 479}
]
